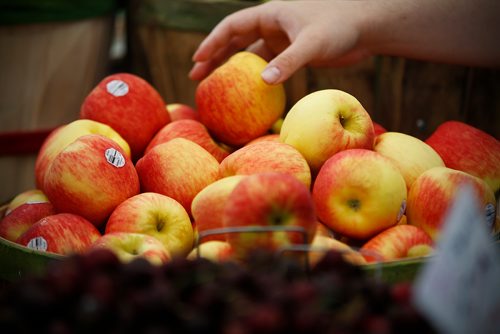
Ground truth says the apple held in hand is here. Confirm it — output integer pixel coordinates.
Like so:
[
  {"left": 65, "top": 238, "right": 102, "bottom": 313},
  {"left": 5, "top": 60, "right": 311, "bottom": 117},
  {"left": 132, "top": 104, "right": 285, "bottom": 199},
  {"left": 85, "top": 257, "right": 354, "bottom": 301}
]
[
  {"left": 280, "top": 89, "right": 375, "bottom": 173},
  {"left": 136, "top": 137, "right": 220, "bottom": 216},
  {"left": 360, "top": 224, "right": 434, "bottom": 263},
  {"left": 90, "top": 232, "right": 171, "bottom": 265},
  {"left": 407, "top": 166, "right": 497, "bottom": 241},
  {"left": 312, "top": 149, "right": 407, "bottom": 240},
  {"left": 105, "top": 192, "right": 194, "bottom": 258},
  {"left": 425, "top": 120, "right": 500, "bottom": 193},
  {"left": 34, "top": 119, "right": 131, "bottom": 190},
  {"left": 223, "top": 172, "right": 317, "bottom": 258},
  {"left": 374, "top": 131, "right": 445, "bottom": 190},
  {"left": 145, "top": 119, "right": 233, "bottom": 163},
  {"left": 191, "top": 175, "right": 246, "bottom": 243},
  {"left": 43, "top": 134, "right": 140, "bottom": 227},
  {"left": 0, "top": 202, "right": 55, "bottom": 242},
  {"left": 16, "top": 213, "right": 101, "bottom": 255},
  {"left": 167, "top": 103, "right": 200, "bottom": 122},
  {"left": 80, "top": 73, "right": 170, "bottom": 159},
  {"left": 220, "top": 140, "right": 311, "bottom": 189},
  {"left": 196, "top": 51, "right": 286, "bottom": 146}
]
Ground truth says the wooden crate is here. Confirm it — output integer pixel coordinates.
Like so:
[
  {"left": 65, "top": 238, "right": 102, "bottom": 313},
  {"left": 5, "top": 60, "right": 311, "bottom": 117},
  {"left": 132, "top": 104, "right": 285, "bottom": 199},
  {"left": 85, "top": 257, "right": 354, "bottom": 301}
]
[
  {"left": 128, "top": 0, "right": 499, "bottom": 141},
  {"left": 0, "top": 16, "right": 115, "bottom": 204}
]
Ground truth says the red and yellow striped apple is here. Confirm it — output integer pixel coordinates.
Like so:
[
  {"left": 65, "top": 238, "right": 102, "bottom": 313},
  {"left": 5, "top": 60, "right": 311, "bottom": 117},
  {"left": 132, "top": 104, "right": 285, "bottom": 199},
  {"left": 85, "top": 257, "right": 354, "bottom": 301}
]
[
  {"left": 425, "top": 120, "right": 500, "bottom": 193},
  {"left": 105, "top": 192, "right": 194, "bottom": 258},
  {"left": 166, "top": 103, "right": 200, "bottom": 122},
  {"left": 407, "top": 166, "right": 497, "bottom": 241},
  {"left": 187, "top": 240, "right": 234, "bottom": 263},
  {"left": 360, "top": 224, "right": 434, "bottom": 263},
  {"left": 34, "top": 119, "right": 131, "bottom": 190},
  {"left": 43, "top": 134, "right": 140, "bottom": 227},
  {"left": 145, "top": 119, "right": 233, "bottom": 162},
  {"left": 219, "top": 140, "right": 311, "bottom": 189},
  {"left": 135, "top": 137, "right": 220, "bottom": 216},
  {"left": 195, "top": 51, "right": 286, "bottom": 146},
  {"left": 80, "top": 72, "right": 170, "bottom": 160},
  {"left": 4, "top": 188, "right": 49, "bottom": 215},
  {"left": 374, "top": 131, "right": 445, "bottom": 190},
  {"left": 0, "top": 202, "right": 55, "bottom": 242},
  {"left": 313, "top": 149, "right": 407, "bottom": 240},
  {"left": 280, "top": 89, "right": 375, "bottom": 174},
  {"left": 16, "top": 213, "right": 101, "bottom": 256},
  {"left": 223, "top": 172, "right": 317, "bottom": 258}
]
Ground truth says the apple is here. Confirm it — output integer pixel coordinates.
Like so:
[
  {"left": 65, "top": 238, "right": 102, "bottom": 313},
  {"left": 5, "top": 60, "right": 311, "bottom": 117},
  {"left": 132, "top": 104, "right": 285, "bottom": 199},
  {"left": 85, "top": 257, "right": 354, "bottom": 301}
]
[
  {"left": 360, "top": 225, "right": 434, "bottom": 263},
  {"left": 187, "top": 240, "right": 234, "bottom": 263},
  {"left": 312, "top": 149, "right": 407, "bottom": 240},
  {"left": 373, "top": 132, "right": 445, "bottom": 190},
  {"left": 5, "top": 189, "right": 49, "bottom": 216},
  {"left": 280, "top": 89, "right": 375, "bottom": 174},
  {"left": 167, "top": 103, "right": 200, "bottom": 122},
  {"left": 43, "top": 134, "right": 140, "bottom": 227},
  {"left": 34, "top": 119, "right": 131, "bottom": 190},
  {"left": 406, "top": 166, "right": 497, "bottom": 241},
  {"left": 191, "top": 175, "right": 246, "bottom": 243},
  {"left": 16, "top": 213, "right": 101, "bottom": 256},
  {"left": 90, "top": 232, "right": 171, "bottom": 265},
  {"left": 145, "top": 119, "right": 233, "bottom": 162},
  {"left": 0, "top": 202, "right": 55, "bottom": 242},
  {"left": 425, "top": 120, "right": 500, "bottom": 193},
  {"left": 105, "top": 192, "right": 194, "bottom": 258},
  {"left": 135, "top": 137, "right": 220, "bottom": 216},
  {"left": 195, "top": 51, "right": 286, "bottom": 146},
  {"left": 80, "top": 72, "right": 170, "bottom": 159},
  {"left": 308, "top": 234, "right": 367, "bottom": 267},
  {"left": 219, "top": 140, "right": 311, "bottom": 189},
  {"left": 222, "top": 172, "right": 317, "bottom": 259}
]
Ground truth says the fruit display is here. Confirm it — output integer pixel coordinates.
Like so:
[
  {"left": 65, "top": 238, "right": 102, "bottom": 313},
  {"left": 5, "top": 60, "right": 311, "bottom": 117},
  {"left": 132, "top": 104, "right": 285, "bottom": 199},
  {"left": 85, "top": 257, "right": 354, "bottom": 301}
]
[
  {"left": 0, "top": 51, "right": 498, "bottom": 282},
  {"left": 0, "top": 248, "right": 437, "bottom": 333}
]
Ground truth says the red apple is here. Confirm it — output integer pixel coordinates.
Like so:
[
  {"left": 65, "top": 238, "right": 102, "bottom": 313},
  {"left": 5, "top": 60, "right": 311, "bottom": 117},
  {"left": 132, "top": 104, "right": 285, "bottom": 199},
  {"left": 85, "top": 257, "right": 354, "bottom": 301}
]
[
  {"left": 407, "top": 166, "right": 497, "bottom": 241},
  {"left": 245, "top": 133, "right": 281, "bottom": 146},
  {"left": 312, "top": 149, "right": 407, "bottom": 240},
  {"left": 187, "top": 240, "right": 234, "bottom": 263},
  {"left": 16, "top": 213, "right": 101, "bottom": 256},
  {"left": 80, "top": 73, "right": 170, "bottom": 159},
  {"left": 145, "top": 119, "right": 233, "bottom": 162},
  {"left": 373, "top": 121, "right": 387, "bottom": 136},
  {"left": 135, "top": 137, "right": 220, "bottom": 216},
  {"left": 0, "top": 202, "right": 55, "bottom": 242},
  {"left": 105, "top": 192, "right": 194, "bottom": 258},
  {"left": 34, "top": 119, "right": 131, "bottom": 190},
  {"left": 90, "top": 232, "right": 171, "bottom": 265},
  {"left": 360, "top": 225, "right": 434, "bottom": 263},
  {"left": 308, "top": 234, "right": 367, "bottom": 266},
  {"left": 425, "top": 120, "right": 500, "bottom": 193},
  {"left": 280, "top": 89, "right": 375, "bottom": 173},
  {"left": 223, "top": 172, "right": 317, "bottom": 259},
  {"left": 196, "top": 51, "right": 286, "bottom": 146},
  {"left": 43, "top": 134, "right": 140, "bottom": 227},
  {"left": 191, "top": 175, "right": 246, "bottom": 243},
  {"left": 220, "top": 140, "right": 311, "bottom": 189},
  {"left": 167, "top": 103, "right": 200, "bottom": 122}
]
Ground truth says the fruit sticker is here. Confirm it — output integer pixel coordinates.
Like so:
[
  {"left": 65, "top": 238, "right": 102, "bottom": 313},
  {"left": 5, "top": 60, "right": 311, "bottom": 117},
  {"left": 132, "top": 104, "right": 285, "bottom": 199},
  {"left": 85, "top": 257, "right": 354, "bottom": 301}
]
[
  {"left": 104, "top": 148, "right": 125, "bottom": 168},
  {"left": 26, "top": 236, "right": 48, "bottom": 251},
  {"left": 106, "top": 79, "right": 129, "bottom": 97},
  {"left": 397, "top": 199, "right": 407, "bottom": 222}
]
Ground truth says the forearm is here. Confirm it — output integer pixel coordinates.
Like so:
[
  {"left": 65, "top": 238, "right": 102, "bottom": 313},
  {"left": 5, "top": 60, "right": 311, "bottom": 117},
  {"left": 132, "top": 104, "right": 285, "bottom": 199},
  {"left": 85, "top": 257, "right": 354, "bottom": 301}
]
[{"left": 360, "top": 0, "right": 500, "bottom": 67}]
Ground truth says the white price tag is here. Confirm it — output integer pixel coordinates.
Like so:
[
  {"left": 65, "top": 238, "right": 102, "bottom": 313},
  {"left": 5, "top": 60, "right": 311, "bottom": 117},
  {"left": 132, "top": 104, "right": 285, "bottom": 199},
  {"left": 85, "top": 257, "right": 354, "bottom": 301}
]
[{"left": 413, "top": 184, "right": 500, "bottom": 334}]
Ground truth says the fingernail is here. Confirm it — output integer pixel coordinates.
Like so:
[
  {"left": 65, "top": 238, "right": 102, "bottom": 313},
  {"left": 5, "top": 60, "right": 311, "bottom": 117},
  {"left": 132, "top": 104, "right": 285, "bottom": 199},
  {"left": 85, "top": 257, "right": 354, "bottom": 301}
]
[{"left": 261, "top": 66, "right": 281, "bottom": 84}]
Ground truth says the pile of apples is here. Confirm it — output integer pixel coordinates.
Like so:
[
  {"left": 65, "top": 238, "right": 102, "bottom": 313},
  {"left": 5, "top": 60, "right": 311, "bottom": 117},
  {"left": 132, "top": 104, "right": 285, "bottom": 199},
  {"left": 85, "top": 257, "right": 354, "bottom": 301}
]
[{"left": 1, "top": 51, "right": 499, "bottom": 267}]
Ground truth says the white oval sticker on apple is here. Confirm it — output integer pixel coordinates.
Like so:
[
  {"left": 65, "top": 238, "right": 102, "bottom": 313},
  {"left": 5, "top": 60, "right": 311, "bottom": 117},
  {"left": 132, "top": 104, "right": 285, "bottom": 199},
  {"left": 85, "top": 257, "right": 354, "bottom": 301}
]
[
  {"left": 104, "top": 148, "right": 126, "bottom": 168},
  {"left": 106, "top": 79, "right": 129, "bottom": 97},
  {"left": 26, "top": 237, "right": 48, "bottom": 251}
]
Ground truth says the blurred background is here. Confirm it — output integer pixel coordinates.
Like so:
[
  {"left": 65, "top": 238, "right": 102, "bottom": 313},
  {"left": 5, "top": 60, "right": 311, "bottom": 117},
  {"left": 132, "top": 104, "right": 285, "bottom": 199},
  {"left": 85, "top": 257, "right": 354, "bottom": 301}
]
[{"left": 0, "top": 0, "right": 499, "bottom": 204}]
